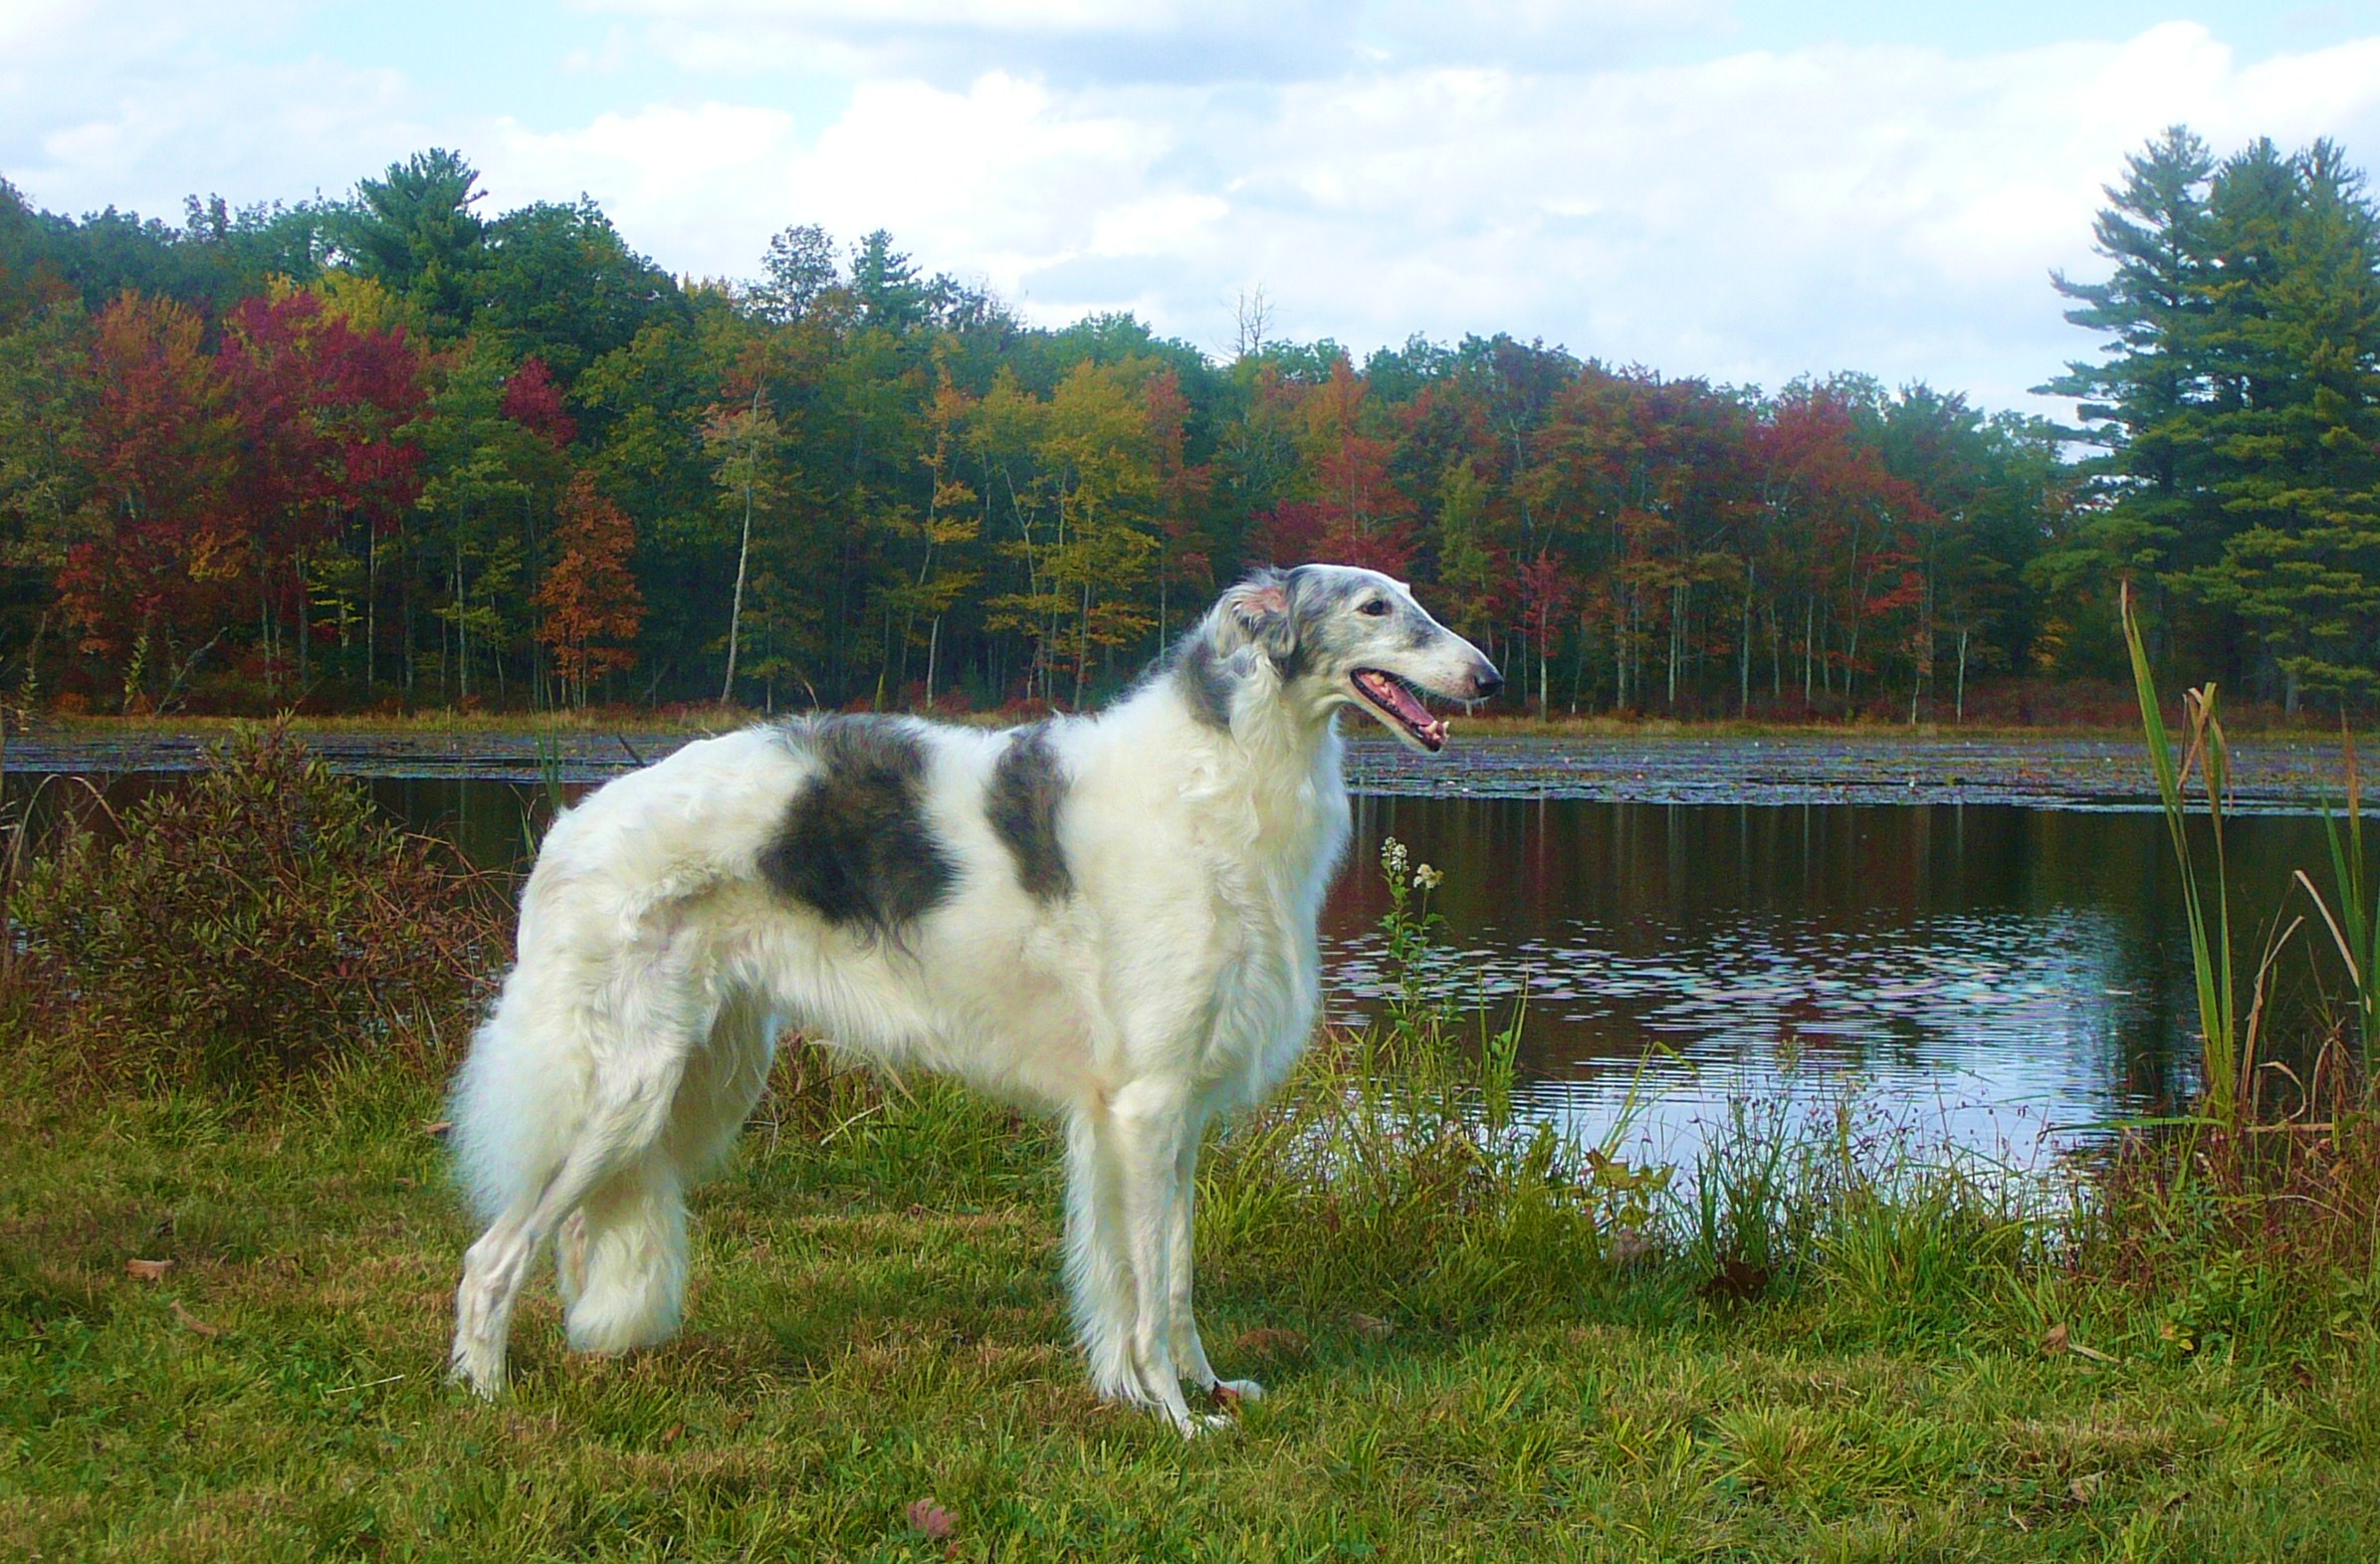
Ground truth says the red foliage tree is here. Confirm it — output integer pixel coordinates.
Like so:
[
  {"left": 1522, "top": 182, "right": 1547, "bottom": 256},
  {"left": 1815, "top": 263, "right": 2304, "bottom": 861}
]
[
  {"left": 58, "top": 293, "right": 239, "bottom": 674},
  {"left": 1302, "top": 356, "right": 1417, "bottom": 573},
  {"left": 219, "top": 290, "right": 427, "bottom": 688},
  {"left": 501, "top": 354, "right": 575, "bottom": 449},
  {"left": 1143, "top": 367, "right": 1213, "bottom": 636}
]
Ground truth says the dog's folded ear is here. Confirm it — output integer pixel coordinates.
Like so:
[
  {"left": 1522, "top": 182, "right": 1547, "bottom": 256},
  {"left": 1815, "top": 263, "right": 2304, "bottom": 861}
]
[{"left": 1214, "top": 567, "right": 1299, "bottom": 664}]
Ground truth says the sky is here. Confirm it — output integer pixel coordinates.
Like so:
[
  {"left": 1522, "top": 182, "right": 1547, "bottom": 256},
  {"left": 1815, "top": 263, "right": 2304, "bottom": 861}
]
[{"left": 6, "top": 2, "right": 2380, "bottom": 416}]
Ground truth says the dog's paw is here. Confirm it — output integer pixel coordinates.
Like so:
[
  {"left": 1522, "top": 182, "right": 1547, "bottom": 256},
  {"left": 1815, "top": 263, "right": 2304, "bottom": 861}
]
[
  {"left": 447, "top": 1341, "right": 507, "bottom": 1400},
  {"left": 1171, "top": 1409, "right": 1233, "bottom": 1439}
]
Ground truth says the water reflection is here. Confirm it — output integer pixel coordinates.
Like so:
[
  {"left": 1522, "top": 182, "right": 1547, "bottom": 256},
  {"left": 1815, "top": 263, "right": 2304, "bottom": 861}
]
[
  {"left": 1325, "top": 797, "right": 2335, "bottom": 1167},
  {"left": 26, "top": 769, "right": 2342, "bottom": 1171}
]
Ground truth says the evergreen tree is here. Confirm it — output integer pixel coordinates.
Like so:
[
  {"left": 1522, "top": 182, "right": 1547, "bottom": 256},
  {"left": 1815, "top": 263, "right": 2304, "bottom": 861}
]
[
  {"left": 2036, "top": 127, "right": 2221, "bottom": 651},
  {"left": 2190, "top": 142, "right": 2380, "bottom": 708},
  {"left": 336, "top": 150, "right": 488, "bottom": 337}
]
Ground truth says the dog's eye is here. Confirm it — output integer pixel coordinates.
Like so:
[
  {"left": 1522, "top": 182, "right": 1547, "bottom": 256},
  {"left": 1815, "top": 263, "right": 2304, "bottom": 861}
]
[{"left": 1359, "top": 599, "right": 1390, "bottom": 617}]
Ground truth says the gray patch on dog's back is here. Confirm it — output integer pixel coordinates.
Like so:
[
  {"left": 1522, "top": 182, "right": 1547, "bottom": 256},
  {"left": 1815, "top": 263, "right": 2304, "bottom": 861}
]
[
  {"left": 1169, "top": 635, "right": 1234, "bottom": 730},
  {"left": 987, "top": 723, "right": 1071, "bottom": 900},
  {"left": 762, "top": 716, "right": 957, "bottom": 941}
]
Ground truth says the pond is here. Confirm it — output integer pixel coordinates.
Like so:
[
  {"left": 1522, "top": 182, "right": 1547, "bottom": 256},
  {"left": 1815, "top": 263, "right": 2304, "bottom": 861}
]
[{"left": 19, "top": 730, "right": 2356, "bottom": 1172}]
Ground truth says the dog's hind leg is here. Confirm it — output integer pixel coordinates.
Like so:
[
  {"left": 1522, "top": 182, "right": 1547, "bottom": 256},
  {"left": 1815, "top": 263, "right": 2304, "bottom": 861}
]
[
  {"left": 449, "top": 958, "right": 706, "bottom": 1398},
  {"left": 562, "top": 993, "right": 777, "bottom": 1358},
  {"left": 451, "top": 1051, "right": 692, "bottom": 1395}
]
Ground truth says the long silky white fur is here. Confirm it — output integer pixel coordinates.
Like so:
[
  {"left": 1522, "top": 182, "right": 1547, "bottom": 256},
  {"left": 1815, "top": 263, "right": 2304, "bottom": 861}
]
[{"left": 443, "top": 566, "right": 1493, "bottom": 1433}]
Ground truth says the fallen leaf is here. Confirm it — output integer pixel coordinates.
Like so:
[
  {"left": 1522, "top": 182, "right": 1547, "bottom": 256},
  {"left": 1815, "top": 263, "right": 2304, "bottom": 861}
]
[
  {"left": 421, "top": 1120, "right": 453, "bottom": 1139},
  {"left": 1234, "top": 1326, "right": 1309, "bottom": 1362},
  {"left": 907, "top": 1498, "right": 955, "bottom": 1542},
  {"left": 1349, "top": 1311, "right": 1395, "bottom": 1341},
  {"left": 2044, "top": 1322, "right": 2117, "bottom": 1364},
  {"left": 170, "top": 1299, "right": 223, "bottom": 1338},
  {"left": 125, "top": 1257, "right": 174, "bottom": 1281},
  {"left": 2069, "top": 1472, "right": 2106, "bottom": 1504}
]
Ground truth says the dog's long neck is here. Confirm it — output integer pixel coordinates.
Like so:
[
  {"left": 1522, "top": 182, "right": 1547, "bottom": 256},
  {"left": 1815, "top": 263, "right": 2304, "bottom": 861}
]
[{"left": 1117, "top": 617, "right": 1352, "bottom": 885}]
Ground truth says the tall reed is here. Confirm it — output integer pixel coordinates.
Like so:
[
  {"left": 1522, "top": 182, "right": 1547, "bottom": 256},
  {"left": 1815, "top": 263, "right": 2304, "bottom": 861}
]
[
  {"left": 2120, "top": 581, "right": 2247, "bottom": 1121},
  {"left": 2300, "top": 731, "right": 2380, "bottom": 1083}
]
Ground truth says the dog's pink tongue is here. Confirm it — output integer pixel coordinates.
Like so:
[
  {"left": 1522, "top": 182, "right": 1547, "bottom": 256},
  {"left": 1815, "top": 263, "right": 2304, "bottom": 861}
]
[{"left": 1366, "top": 672, "right": 1434, "bottom": 730}]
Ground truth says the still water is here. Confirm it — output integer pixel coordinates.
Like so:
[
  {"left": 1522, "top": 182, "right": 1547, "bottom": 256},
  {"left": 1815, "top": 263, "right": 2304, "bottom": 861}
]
[{"left": 360, "top": 770, "right": 2336, "bottom": 1171}]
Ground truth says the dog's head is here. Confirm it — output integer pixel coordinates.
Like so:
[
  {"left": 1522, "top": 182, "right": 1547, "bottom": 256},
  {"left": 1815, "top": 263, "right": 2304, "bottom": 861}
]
[{"left": 1184, "top": 564, "right": 1503, "bottom": 751}]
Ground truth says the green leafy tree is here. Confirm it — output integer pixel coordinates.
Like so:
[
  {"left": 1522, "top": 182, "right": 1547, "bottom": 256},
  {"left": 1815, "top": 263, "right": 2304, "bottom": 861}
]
[{"left": 703, "top": 389, "right": 788, "bottom": 704}]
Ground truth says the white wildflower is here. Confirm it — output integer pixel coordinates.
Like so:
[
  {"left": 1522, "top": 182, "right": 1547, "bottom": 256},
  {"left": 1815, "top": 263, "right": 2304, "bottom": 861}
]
[{"left": 1413, "top": 864, "right": 1441, "bottom": 891}]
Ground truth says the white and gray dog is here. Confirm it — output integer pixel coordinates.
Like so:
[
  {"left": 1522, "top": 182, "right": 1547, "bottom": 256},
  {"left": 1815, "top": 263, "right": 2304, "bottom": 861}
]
[{"left": 447, "top": 563, "right": 1501, "bottom": 1433}]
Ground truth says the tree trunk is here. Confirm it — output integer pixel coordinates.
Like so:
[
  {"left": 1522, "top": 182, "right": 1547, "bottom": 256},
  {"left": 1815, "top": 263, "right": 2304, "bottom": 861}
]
[
  {"left": 1073, "top": 578, "right": 1091, "bottom": 710},
  {"left": 455, "top": 540, "right": 469, "bottom": 706},
  {"left": 294, "top": 557, "right": 303, "bottom": 693},
  {"left": 1739, "top": 568, "right": 1754, "bottom": 717},
  {"left": 1955, "top": 628, "right": 1969, "bottom": 724},
  {"left": 1802, "top": 596, "right": 1815, "bottom": 707},
  {"left": 1666, "top": 583, "right": 1683, "bottom": 709},
  {"left": 722, "top": 482, "right": 753, "bottom": 705}
]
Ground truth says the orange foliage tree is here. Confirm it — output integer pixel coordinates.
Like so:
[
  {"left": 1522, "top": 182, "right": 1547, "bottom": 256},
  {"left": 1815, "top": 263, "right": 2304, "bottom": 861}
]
[{"left": 534, "top": 471, "right": 643, "bottom": 706}]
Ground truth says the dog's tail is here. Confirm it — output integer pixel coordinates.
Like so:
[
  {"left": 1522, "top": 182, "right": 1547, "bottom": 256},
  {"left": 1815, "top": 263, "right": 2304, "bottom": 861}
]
[{"left": 447, "top": 981, "right": 554, "bottom": 1228}]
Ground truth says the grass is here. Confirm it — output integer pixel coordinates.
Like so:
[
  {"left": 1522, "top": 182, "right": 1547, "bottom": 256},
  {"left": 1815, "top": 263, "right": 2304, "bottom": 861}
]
[{"left": 5, "top": 1048, "right": 2380, "bottom": 1563}]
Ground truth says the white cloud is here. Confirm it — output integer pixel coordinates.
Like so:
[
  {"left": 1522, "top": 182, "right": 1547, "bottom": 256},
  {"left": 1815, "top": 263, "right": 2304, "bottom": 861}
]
[
  {"left": 570, "top": 0, "right": 1727, "bottom": 85},
  {"left": 483, "top": 102, "right": 802, "bottom": 276},
  {"left": 8, "top": 9, "right": 2380, "bottom": 417},
  {"left": 0, "top": 0, "right": 419, "bottom": 215}
]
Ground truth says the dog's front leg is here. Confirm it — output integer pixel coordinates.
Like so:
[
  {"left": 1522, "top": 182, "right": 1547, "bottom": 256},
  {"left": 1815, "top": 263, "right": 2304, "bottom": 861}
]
[
  {"left": 1103, "top": 1077, "right": 1220, "bottom": 1436},
  {"left": 1167, "top": 1126, "right": 1261, "bottom": 1407}
]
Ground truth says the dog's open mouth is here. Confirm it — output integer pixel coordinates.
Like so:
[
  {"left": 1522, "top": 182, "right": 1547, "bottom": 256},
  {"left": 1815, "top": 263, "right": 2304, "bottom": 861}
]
[{"left": 1351, "top": 668, "right": 1450, "bottom": 752}]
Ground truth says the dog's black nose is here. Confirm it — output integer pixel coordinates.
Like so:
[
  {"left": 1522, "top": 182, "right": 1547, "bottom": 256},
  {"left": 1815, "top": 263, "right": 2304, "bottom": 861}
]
[{"left": 1473, "top": 667, "right": 1505, "bottom": 700}]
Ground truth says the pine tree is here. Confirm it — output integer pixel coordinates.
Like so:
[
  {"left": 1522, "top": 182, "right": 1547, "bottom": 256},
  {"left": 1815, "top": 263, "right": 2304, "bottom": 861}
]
[
  {"left": 2190, "top": 142, "right": 2380, "bottom": 709},
  {"left": 2037, "top": 127, "right": 2222, "bottom": 655}
]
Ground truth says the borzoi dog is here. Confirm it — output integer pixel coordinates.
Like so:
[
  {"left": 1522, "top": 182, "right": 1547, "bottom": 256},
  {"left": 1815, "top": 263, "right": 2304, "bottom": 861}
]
[{"left": 446, "top": 563, "right": 1501, "bottom": 1433}]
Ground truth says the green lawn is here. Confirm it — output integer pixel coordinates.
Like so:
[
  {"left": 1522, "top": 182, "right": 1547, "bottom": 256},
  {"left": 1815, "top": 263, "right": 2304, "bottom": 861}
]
[{"left": 5, "top": 1058, "right": 2377, "bottom": 1564}]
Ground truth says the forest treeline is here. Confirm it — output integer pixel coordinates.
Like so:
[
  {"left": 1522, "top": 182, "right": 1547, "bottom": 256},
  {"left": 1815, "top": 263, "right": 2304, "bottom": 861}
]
[{"left": 0, "top": 125, "right": 2374, "bottom": 719}]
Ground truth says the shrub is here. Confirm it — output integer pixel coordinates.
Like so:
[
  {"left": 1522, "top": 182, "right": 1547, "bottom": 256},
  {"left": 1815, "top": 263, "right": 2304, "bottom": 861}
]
[{"left": 8, "top": 724, "right": 503, "bottom": 1087}]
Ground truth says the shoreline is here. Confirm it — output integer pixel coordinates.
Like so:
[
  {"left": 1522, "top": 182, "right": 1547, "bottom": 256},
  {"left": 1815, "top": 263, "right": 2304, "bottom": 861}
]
[{"left": 9, "top": 717, "right": 2367, "bottom": 811}]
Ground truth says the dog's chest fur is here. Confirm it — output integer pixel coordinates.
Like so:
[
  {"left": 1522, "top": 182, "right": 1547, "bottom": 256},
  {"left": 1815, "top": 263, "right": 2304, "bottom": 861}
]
[{"left": 1179, "top": 731, "right": 1352, "bottom": 1107}]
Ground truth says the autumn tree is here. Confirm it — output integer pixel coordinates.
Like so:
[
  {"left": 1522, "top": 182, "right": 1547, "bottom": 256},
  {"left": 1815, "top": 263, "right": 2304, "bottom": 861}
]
[
  {"left": 57, "top": 293, "right": 239, "bottom": 702},
  {"left": 219, "top": 287, "right": 426, "bottom": 692},
  {"left": 536, "top": 471, "right": 644, "bottom": 706}
]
